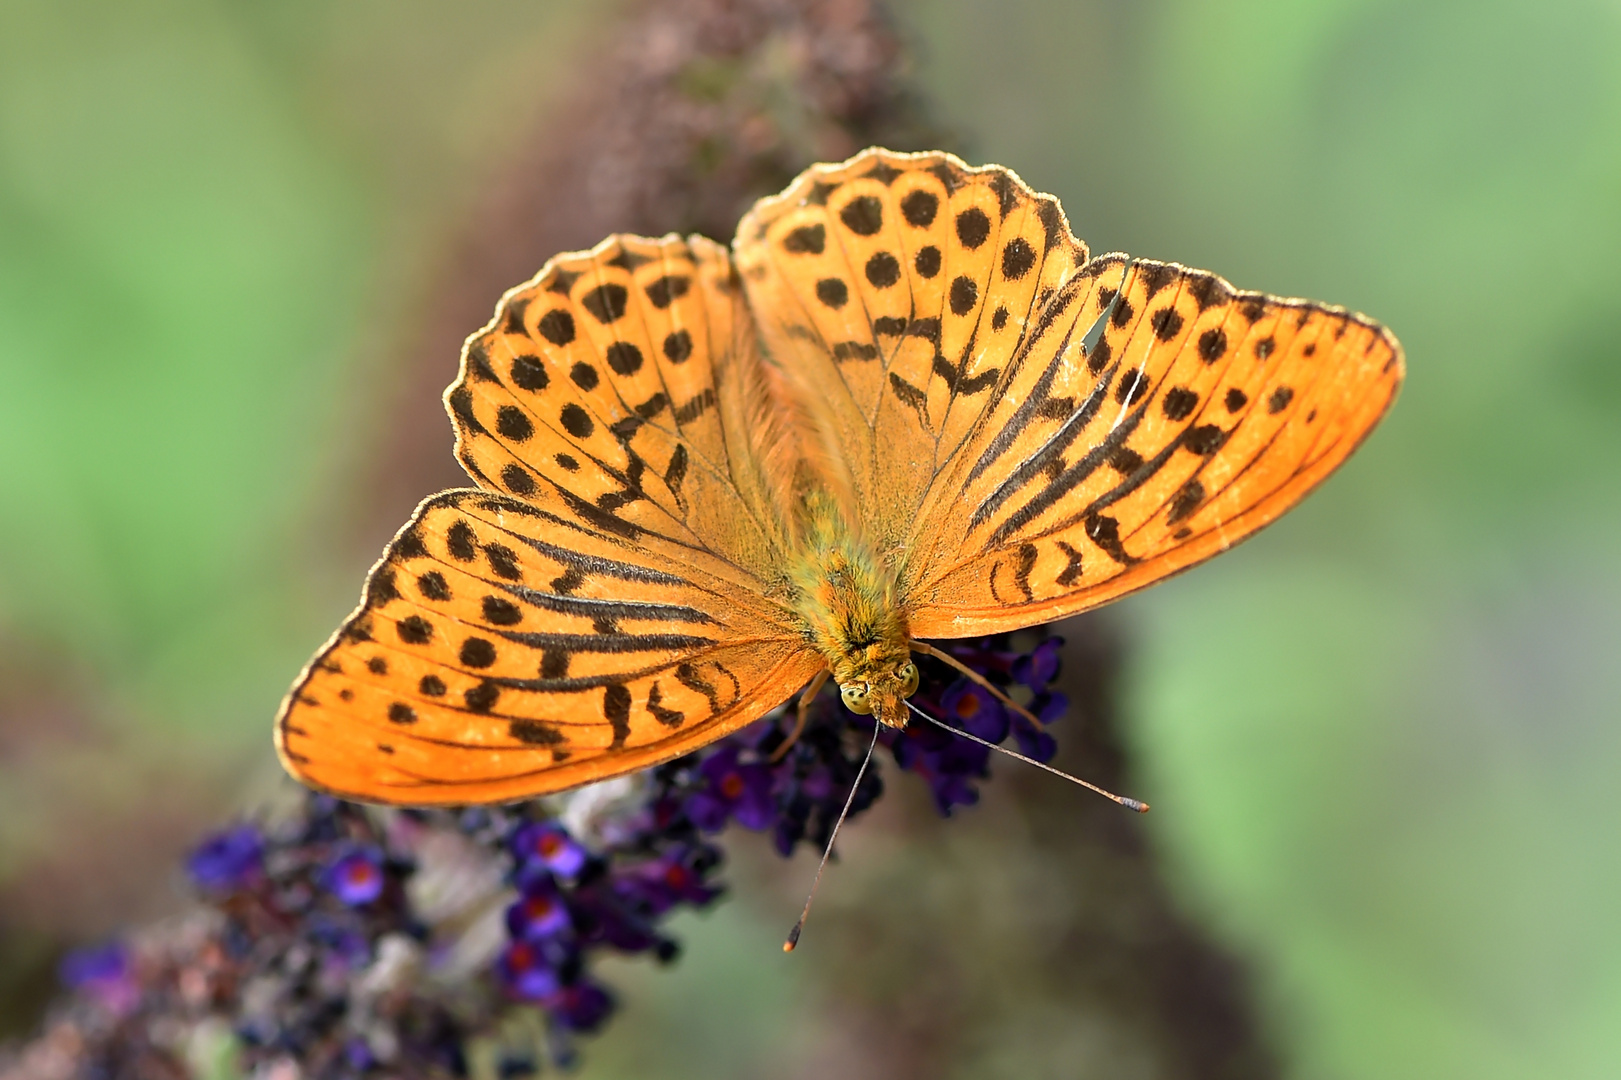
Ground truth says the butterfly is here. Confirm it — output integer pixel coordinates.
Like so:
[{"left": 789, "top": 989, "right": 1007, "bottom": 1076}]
[{"left": 274, "top": 148, "right": 1403, "bottom": 806}]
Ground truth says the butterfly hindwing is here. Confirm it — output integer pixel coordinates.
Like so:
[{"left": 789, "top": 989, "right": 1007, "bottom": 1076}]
[
  {"left": 905, "top": 257, "right": 1403, "bottom": 636},
  {"left": 276, "top": 491, "right": 821, "bottom": 804}
]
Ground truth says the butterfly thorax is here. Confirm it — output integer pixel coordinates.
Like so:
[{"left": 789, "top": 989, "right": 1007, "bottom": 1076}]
[{"left": 786, "top": 492, "right": 917, "bottom": 727}]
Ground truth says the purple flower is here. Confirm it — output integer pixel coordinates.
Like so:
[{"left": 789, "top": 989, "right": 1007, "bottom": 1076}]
[
  {"left": 507, "top": 880, "right": 572, "bottom": 940},
  {"left": 545, "top": 981, "right": 615, "bottom": 1032},
  {"left": 1013, "top": 636, "right": 1063, "bottom": 688},
  {"left": 186, "top": 824, "right": 262, "bottom": 890},
  {"left": 60, "top": 940, "right": 126, "bottom": 988},
  {"left": 573, "top": 884, "right": 664, "bottom": 952},
  {"left": 1031, "top": 689, "right": 1069, "bottom": 724},
  {"left": 1013, "top": 721, "right": 1057, "bottom": 762},
  {"left": 686, "top": 747, "right": 775, "bottom": 832},
  {"left": 499, "top": 941, "right": 562, "bottom": 1001},
  {"left": 938, "top": 680, "right": 1009, "bottom": 744},
  {"left": 344, "top": 1038, "right": 376, "bottom": 1071},
  {"left": 60, "top": 941, "right": 138, "bottom": 1014},
  {"left": 322, "top": 845, "right": 385, "bottom": 906},
  {"left": 629, "top": 849, "right": 723, "bottom": 913},
  {"left": 511, "top": 822, "right": 587, "bottom": 879}
]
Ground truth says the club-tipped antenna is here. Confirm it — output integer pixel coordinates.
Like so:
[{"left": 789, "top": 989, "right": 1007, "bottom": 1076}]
[
  {"left": 783, "top": 720, "right": 881, "bottom": 953},
  {"left": 904, "top": 700, "right": 1149, "bottom": 813}
]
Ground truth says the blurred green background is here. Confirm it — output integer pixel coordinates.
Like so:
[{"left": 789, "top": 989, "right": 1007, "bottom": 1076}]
[{"left": 3, "top": 0, "right": 1620, "bottom": 1077}]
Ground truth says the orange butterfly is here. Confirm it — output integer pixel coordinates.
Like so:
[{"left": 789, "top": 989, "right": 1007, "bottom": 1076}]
[{"left": 275, "top": 148, "right": 1403, "bottom": 807}]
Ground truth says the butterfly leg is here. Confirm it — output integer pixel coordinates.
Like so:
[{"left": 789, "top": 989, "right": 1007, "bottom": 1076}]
[
  {"left": 910, "top": 641, "right": 1046, "bottom": 730},
  {"left": 770, "top": 668, "right": 830, "bottom": 763}
]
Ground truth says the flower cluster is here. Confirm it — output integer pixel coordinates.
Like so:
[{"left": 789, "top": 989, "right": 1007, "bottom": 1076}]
[{"left": 6, "top": 630, "right": 1067, "bottom": 1078}]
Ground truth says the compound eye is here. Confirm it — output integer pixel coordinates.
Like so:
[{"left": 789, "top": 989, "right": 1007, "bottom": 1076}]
[
  {"left": 840, "top": 684, "right": 872, "bottom": 714},
  {"left": 897, "top": 662, "right": 920, "bottom": 697}
]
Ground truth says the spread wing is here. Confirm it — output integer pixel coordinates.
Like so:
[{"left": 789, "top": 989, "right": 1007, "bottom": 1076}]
[
  {"left": 905, "top": 255, "right": 1404, "bottom": 635},
  {"left": 732, "top": 148, "right": 1402, "bottom": 638},
  {"left": 732, "top": 148, "right": 1088, "bottom": 559},
  {"left": 276, "top": 235, "right": 820, "bottom": 805}
]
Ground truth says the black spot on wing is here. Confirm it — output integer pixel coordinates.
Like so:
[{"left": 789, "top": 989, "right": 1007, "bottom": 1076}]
[
  {"left": 663, "top": 329, "right": 693, "bottom": 363},
  {"left": 928, "top": 162, "right": 965, "bottom": 193},
  {"left": 485, "top": 544, "right": 522, "bottom": 581},
  {"left": 888, "top": 372, "right": 930, "bottom": 426},
  {"left": 839, "top": 195, "right": 883, "bottom": 236},
  {"left": 645, "top": 275, "right": 690, "bottom": 308},
  {"left": 647, "top": 681, "right": 685, "bottom": 727},
  {"left": 901, "top": 189, "right": 938, "bottom": 227},
  {"left": 949, "top": 276, "right": 978, "bottom": 316},
  {"left": 537, "top": 309, "right": 575, "bottom": 346},
  {"left": 397, "top": 615, "right": 433, "bottom": 645},
  {"left": 1150, "top": 307, "right": 1183, "bottom": 341},
  {"left": 417, "top": 571, "right": 451, "bottom": 602},
  {"left": 956, "top": 208, "right": 990, "bottom": 249},
  {"left": 510, "top": 354, "right": 548, "bottom": 391},
  {"left": 560, "top": 403, "right": 593, "bottom": 438},
  {"left": 497, "top": 405, "right": 534, "bottom": 441},
  {"left": 447, "top": 520, "right": 477, "bottom": 561},
  {"left": 816, "top": 278, "right": 849, "bottom": 309},
  {"left": 783, "top": 224, "right": 825, "bottom": 254},
  {"left": 1162, "top": 386, "right": 1198, "bottom": 421},
  {"left": 1167, "top": 478, "right": 1205, "bottom": 524},
  {"left": 605, "top": 342, "right": 643, "bottom": 375},
  {"left": 604, "top": 248, "right": 652, "bottom": 271},
  {"left": 1055, "top": 541, "right": 1084, "bottom": 586},
  {"left": 1002, "top": 237, "right": 1036, "bottom": 280},
  {"left": 1141, "top": 264, "right": 1178, "bottom": 298},
  {"left": 483, "top": 595, "right": 523, "bottom": 626},
  {"left": 501, "top": 464, "right": 536, "bottom": 496},
  {"left": 580, "top": 284, "right": 629, "bottom": 325},
  {"left": 605, "top": 684, "right": 632, "bottom": 747},
  {"left": 865, "top": 251, "right": 901, "bottom": 288},
  {"left": 460, "top": 637, "right": 496, "bottom": 668},
  {"left": 511, "top": 720, "right": 564, "bottom": 745},
  {"left": 864, "top": 160, "right": 902, "bottom": 185},
  {"left": 1013, "top": 543, "right": 1037, "bottom": 601},
  {"left": 674, "top": 388, "right": 716, "bottom": 424},
  {"left": 1183, "top": 425, "right": 1227, "bottom": 455},
  {"left": 1086, "top": 513, "right": 1133, "bottom": 564}
]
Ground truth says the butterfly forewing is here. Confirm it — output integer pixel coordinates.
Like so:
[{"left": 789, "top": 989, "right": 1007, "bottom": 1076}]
[
  {"left": 277, "top": 233, "right": 828, "bottom": 805},
  {"left": 455, "top": 233, "right": 793, "bottom": 582},
  {"left": 734, "top": 150, "right": 1087, "bottom": 554}
]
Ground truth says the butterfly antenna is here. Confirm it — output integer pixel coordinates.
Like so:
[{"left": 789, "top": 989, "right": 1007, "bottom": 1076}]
[
  {"left": 783, "top": 720, "right": 881, "bottom": 953},
  {"left": 903, "top": 700, "right": 1148, "bottom": 813}
]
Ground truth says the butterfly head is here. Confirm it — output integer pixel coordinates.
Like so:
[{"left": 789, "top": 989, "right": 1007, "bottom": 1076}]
[{"left": 837, "top": 658, "right": 919, "bottom": 728}]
